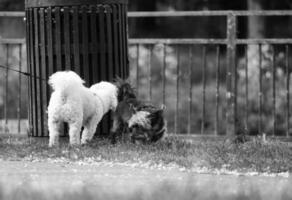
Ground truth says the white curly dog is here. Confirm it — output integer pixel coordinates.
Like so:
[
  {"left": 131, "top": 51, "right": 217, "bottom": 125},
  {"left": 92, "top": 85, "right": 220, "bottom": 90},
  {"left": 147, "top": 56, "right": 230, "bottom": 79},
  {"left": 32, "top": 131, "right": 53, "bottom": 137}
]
[{"left": 47, "top": 71, "right": 118, "bottom": 147}]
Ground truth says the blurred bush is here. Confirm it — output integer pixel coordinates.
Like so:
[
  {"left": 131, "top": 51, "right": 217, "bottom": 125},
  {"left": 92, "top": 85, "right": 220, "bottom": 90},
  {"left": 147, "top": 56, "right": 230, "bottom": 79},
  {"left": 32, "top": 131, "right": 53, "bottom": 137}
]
[{"left": 129, "top": 43, "right": 292, "bottom": 136}]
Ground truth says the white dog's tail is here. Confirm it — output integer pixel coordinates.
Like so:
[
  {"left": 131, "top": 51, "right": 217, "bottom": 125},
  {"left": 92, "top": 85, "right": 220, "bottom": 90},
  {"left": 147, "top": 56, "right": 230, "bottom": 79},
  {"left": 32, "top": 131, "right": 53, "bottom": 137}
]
[{"left": 48, "top": 71, "right": 85, "bottom": 91}]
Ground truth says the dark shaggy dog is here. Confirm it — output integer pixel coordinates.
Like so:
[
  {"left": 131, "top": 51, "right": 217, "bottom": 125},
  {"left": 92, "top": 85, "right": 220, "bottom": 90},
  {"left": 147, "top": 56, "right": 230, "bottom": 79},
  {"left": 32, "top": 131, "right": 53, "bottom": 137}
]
[
  {"left": 128, "top": 104, "right": 167, "bottom": 143},
  {"left": 110, "top": 79, "right": 167, "bottom": 144}
]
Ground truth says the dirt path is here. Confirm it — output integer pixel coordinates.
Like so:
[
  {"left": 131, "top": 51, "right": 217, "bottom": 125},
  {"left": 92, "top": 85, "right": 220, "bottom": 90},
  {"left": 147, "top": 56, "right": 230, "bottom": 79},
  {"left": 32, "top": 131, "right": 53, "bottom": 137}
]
[
  {"left": 0, "top": 160, "right": 187, "bottom": 193},
  {"left": 0, "top": 160, "right": 291, "bottom": 200}
]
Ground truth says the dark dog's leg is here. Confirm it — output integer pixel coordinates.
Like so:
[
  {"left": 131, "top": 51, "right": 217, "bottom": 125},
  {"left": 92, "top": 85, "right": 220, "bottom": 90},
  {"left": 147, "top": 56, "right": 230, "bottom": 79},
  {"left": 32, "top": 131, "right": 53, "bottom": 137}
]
[
  {"left": 109, "top": 116, "right": 120, "bottom": 144},
  {"left": 110, "top": 116, "right": 128, "bottom": 144},
  {"left": 121, "top": 123, "right": 130, "bottom": 142}
]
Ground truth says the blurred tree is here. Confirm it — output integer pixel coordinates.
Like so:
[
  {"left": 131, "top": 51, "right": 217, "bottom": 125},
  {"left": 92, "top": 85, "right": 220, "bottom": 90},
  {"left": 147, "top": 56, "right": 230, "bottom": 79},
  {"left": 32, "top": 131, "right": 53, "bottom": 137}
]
[
  {"left": 248, "top": 0, "right": 264, "bottom": 38},
  {"left": 0, "top": 0, "right": 24, "bottom": 38},
  {"left": 0, "top": 0, "right": 23, "bottom": 11}
]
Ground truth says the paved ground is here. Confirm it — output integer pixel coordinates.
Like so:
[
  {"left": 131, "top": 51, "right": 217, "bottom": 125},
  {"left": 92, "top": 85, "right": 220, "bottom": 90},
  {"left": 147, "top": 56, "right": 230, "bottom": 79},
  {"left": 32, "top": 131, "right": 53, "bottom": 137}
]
[{"left": 0, "top": 161, "right": 291, "bottom": 200}]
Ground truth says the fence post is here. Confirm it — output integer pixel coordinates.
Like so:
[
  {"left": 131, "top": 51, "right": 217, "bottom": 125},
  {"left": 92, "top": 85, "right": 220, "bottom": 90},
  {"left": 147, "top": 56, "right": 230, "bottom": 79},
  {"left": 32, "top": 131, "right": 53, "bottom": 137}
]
[{"left": 226, "top": 12, "right": 237, "bottom": 136}]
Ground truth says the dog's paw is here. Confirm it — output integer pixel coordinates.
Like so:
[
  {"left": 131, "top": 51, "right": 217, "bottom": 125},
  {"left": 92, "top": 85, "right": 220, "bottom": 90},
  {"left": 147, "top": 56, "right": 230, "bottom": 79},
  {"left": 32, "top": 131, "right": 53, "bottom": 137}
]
[
  {"left": 81, "top": 138, "right": 91, "bottom": 146},
  {"left": 48, "top": 142, "right": 58, "bottom": 148}
]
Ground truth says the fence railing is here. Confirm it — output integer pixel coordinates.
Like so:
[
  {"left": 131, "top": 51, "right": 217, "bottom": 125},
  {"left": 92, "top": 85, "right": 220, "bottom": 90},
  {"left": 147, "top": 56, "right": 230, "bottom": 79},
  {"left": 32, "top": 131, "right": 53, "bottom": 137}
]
[{"left": 1, "top": 10, "right": 292, "bottom": 137}]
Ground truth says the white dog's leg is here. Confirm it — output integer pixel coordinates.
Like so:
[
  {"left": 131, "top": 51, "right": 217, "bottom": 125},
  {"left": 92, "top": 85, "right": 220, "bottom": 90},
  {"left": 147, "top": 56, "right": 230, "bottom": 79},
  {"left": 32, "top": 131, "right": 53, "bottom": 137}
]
[
  {"left": 81, "top": 117, "right": 100, "bottom": 144},
  {"left": 48, "top": 120, "right": 61, "bottom": 147},
  {"left": 68, "top": 121, "right": 82, "bottom": 145}
]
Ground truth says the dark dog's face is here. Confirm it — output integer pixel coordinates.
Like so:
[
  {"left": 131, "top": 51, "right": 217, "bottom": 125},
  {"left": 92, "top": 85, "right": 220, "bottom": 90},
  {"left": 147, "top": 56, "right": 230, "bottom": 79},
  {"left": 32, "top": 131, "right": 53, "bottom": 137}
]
[
  {"left": 129, "top": 108, "right": 166, "bottom": 143},
  {"left": 129, "top": 125, "right": 150, "bottom": 143},
  {"left": 112, "top": 78, "right": 167, "bottom": 144}
]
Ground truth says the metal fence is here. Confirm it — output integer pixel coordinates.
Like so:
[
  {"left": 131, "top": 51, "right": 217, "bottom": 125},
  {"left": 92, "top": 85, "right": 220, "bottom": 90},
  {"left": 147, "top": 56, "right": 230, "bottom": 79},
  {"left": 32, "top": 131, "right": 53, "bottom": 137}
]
[
  {"left": 0, "top": 12, "right": 27, "bottom": 135},
  {"left": 127, "top": 10, "right": 292, "bottom": 137},
  {"left": 1, "top": 11, "right": 292, "bottom": 137},
  {"left": 0, "top": 40, "right": 27, "bottom": 134}
]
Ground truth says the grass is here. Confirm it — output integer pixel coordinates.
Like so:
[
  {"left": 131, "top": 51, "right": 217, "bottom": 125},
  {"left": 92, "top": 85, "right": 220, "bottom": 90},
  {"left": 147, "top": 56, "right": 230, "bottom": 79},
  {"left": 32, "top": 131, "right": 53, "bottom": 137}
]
[{"left": 0, "top": 135, "right": 292, "bottom": 174}]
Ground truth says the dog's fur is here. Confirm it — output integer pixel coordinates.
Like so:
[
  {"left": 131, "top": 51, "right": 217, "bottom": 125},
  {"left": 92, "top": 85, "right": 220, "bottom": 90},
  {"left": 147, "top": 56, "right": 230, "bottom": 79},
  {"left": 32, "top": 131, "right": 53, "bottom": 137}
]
[
  {"left": 129, "top": 106, "right": 167, "bottom": 143},
  {"left": 111, "top": 79, "right": 167, "bottom": 143},
  {"left": 47, "top": 71, "right": 118, "bottom": 146}
]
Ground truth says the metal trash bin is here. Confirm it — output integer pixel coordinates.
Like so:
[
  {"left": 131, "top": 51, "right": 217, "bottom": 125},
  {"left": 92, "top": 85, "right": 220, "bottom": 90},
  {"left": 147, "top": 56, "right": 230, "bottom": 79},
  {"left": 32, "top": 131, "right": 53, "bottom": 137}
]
[{"left": 25, "top": 0, "right": 129, "bottom": 137}]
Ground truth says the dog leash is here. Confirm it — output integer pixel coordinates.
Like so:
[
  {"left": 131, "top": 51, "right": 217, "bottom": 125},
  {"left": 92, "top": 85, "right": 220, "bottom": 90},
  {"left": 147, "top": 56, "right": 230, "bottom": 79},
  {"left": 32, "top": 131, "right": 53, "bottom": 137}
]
[{"left": 0, "top": 64, "right": 47, "bottom": 82}]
